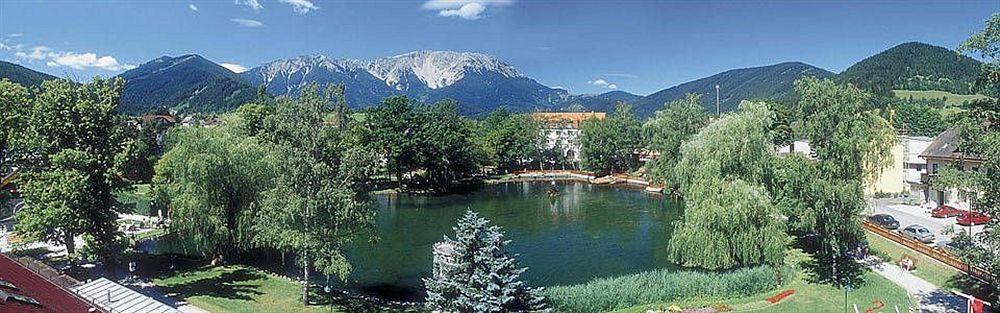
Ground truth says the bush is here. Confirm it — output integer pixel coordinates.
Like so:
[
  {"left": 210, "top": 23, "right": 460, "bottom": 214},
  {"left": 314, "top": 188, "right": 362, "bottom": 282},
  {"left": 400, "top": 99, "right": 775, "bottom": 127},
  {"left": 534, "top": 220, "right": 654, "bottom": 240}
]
[{"left": 542, "top": 265, "right": 794, "bottom": 313}]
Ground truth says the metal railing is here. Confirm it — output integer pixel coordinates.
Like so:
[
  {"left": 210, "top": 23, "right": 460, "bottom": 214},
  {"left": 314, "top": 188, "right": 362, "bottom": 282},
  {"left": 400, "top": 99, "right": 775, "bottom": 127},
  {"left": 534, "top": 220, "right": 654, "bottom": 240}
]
[{"left": 862, "top": 221, "right": 997, "bottom": 285}]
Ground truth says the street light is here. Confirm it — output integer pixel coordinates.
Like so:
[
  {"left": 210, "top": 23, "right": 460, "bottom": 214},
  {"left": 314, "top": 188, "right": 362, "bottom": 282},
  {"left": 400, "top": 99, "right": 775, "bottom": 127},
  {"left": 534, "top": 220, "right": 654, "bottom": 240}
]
[{"left": 715, "top": 84, "right": 720, "bottom": 116}]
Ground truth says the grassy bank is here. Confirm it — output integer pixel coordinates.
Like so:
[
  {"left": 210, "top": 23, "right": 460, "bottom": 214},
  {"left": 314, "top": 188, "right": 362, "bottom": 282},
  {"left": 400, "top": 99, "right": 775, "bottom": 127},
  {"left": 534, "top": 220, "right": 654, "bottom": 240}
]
[
  {"left": 865, "top": 231, "right": 994, "bottom": 299},
  {"left": 543, "top": 265, "right": 793, "bottom": 313},
  {"left": 153, "top": 265, "right": 418, "bottom": 313},
  {"left": 612, "top": 250, "right": 915, "bottom": 313}
]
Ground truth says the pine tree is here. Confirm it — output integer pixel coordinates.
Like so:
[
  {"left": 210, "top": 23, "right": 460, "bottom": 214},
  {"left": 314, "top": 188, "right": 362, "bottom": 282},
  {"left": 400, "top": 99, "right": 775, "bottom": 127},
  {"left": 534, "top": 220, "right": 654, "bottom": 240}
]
[{"left": 424, "top": 211, "right": 548, "bottom": 313}]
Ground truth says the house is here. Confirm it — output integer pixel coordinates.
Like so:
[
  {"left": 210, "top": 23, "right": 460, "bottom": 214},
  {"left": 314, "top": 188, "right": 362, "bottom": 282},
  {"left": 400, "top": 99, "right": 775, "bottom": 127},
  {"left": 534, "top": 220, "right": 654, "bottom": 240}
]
[
  {"left": 866, "top": 136, "right": 935, "bottom": 196},
  {"left": 775, "top": 136, "right": 935, "bottom": 197},
  {"left": 920, "top": 129, "right": 984, "bottom": 210},
  {"left": 530, "top": 112, "right": 606, "bottom": 166},
  {"left": 0, "top": 254, "right": 96, "bottom": 312}
]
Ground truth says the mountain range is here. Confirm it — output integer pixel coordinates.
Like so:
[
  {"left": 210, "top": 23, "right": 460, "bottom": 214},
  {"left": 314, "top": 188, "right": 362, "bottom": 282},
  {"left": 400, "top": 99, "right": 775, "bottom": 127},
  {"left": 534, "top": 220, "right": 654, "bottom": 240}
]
[{"left": 0, "top": 41, "right": 981, "bottom": 117}]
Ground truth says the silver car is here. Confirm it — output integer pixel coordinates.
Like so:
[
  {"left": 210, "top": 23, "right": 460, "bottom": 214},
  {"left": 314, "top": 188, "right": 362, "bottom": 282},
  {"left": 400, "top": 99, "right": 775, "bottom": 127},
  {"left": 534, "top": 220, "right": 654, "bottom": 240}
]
[{"left": 900, "top": 224, "right": 935, "bottom": 243}]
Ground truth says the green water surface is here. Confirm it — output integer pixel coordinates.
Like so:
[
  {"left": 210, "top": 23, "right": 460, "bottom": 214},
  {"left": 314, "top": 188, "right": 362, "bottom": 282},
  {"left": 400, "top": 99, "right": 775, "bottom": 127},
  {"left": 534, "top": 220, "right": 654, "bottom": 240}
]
[{"left": 344, "top": 181, "right": 683, "bottom": 296}]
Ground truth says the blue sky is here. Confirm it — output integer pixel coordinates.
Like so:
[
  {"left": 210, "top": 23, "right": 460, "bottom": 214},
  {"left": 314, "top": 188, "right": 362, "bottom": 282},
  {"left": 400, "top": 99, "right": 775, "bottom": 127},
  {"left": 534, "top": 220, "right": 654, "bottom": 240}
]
[{"left": 0, "top": 0, "right": 996, "bottom": 95}]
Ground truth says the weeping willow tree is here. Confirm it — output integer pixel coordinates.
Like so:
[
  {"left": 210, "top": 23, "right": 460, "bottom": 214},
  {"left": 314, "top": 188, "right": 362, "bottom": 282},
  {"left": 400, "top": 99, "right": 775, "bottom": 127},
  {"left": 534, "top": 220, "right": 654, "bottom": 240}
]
[{"left": 668, "top": 101, "right": 789, "bottom": 270}]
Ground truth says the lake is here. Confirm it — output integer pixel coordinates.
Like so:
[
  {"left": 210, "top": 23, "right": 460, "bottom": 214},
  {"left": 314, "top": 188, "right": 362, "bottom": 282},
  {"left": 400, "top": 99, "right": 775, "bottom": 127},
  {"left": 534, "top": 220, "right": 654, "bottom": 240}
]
[{"left": 343, "top": 181, "right": 683, "bottom": 300}]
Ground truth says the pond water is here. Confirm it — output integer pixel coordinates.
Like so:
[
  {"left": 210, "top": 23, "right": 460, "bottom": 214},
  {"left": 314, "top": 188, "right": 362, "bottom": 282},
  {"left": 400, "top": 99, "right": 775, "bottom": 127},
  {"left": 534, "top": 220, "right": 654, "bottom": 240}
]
[
  {"left": 144, "top": 181, "right": 684, "bottom": 301},
  {"left": 343, "top": 181, "right": 683, "bottom": 300}
]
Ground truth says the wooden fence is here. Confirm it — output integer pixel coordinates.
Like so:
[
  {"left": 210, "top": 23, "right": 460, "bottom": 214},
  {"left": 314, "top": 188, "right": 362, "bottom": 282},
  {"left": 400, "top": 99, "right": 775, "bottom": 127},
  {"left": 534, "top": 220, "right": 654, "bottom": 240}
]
[{"left": 863, "top": 221, "right": 997, "bottom": 286}]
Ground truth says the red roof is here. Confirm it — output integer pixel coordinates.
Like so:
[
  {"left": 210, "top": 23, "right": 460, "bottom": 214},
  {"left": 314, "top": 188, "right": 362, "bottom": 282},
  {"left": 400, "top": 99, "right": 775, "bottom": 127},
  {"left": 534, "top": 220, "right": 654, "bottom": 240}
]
[{"left": 0, "top": 254, "right": 94, "bottom": 312}]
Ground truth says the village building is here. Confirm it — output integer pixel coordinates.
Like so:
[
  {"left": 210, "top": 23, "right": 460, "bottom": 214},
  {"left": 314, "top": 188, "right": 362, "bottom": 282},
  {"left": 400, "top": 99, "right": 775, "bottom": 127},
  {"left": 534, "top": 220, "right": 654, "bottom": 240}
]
[
  {"left": 776, "top": 136, "right": 936, "bottom": 199},
  {"left": 530, "top": 112, "right": 606, "bottom": 167},
  {"left": 920, "top": 129, "right": 984, "bottom": 210}
]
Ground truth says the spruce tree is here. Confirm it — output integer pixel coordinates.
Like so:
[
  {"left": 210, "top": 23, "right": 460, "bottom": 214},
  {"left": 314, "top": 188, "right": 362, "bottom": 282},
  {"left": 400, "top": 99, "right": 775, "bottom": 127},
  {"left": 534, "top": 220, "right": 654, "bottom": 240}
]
[{"left": 424, "top": 210, "right": 548, "bottom": 313}]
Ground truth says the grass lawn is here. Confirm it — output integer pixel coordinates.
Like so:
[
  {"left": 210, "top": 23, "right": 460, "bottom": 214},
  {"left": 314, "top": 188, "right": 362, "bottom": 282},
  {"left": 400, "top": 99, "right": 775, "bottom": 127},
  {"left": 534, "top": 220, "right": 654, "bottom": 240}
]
[
  {"left": 865, "top": 231, "right": 994, "bottom": 299},
  {"left": 117, "top": 183, "right": 154, "bottom": 216},
  {"left": 892, "top": 89, "right": 991, "bottom": 106},
  {"left": 153, "top": 264, "right": 417, "bottom": 313},
  {"left": 614, "top": 250, "right": 916, "bottom": 313}
]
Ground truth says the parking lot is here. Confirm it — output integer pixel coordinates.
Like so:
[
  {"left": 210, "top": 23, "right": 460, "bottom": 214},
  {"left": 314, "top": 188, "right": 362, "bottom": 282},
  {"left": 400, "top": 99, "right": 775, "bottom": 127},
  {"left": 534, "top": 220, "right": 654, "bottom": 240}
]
[{"left": 870, "top": 198, "right": 987, "bottom": 246}]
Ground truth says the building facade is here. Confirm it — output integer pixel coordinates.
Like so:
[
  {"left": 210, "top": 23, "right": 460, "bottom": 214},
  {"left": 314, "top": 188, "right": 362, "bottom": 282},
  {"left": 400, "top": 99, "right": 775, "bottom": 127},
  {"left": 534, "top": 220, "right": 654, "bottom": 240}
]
[
  {"left": 530, "top": 112, "right": 606, "bottom": 166},
  {"left": 920, "top": 129, "right": 984, "bottom": 210}
]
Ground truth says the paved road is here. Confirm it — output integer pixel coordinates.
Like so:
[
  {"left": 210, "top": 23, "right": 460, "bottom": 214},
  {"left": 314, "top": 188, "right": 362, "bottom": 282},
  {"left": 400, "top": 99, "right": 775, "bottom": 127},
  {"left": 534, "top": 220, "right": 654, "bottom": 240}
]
[
  {"left": 868, "top": 260, "right": 965, "bottom": 313},
  {"left": 870, "top": 198, "right": 986, "bottom": 245}
]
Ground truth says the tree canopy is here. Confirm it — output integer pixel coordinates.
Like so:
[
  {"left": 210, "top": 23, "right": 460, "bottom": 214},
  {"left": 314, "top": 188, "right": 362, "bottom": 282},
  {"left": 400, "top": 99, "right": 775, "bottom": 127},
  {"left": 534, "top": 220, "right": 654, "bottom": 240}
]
[
  {"left": 642, "top": 93, "right": 710, "bottom": 189},
  {"left": 579, "top": 103, "right": 643, "bottom": 174},
  {"left": 667, "top": 101, "right": 789, "bottom": 270},
  {"left": 16, "top": 78, "right": 133, "bottom": 263}
]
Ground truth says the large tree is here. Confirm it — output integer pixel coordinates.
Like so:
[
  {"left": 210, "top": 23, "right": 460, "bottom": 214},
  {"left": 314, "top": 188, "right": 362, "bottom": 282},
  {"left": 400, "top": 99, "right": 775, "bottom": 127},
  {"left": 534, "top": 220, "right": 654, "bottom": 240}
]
[
  {"left": 152, "top": 125, "right": 274, "bottom": 263},
  {"left": 416, "top": 100, "right": 481, "bottom": 189},
  {"left": 424, "top": 210, "right": 548, "bottom": 312},
  {"left": 943, "top": 13, "right": 1000, "bottom": 275},
  {"left": 779, "top": 77, "right": 895, "bottom": 286},
  {"left": 479, "top": 108, "right": 540, "bottom": 173},
  {"left": 642, "top": 93, "right": 710, "bottom": 189},
  {"left": 667, "top": 101, "right": 789, "bottom": 270},
  {"left": 579, "top": 103, "right": 643, "bottom": 175},
  {"left": 17, "top": 78, "right": 131, "bottom": 263},
  {"left": 793, "top": 77, "right": 896, "bottom": 183},
  {"left": 254, "top": 84, "right": 378, "bottom": 305},
  {"left": 366, "top": 95, "right": 422, "bottom": 183},
  {"left": 0, "top": 79, "right": 29, "bottom": 174}
]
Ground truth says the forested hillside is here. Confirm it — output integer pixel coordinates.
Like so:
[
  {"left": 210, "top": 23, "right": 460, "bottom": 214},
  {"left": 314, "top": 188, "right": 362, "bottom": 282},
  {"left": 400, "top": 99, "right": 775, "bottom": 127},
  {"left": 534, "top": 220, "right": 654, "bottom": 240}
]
[
  {"left": 631, "top": 62, "right": 834, "bottom": 117},
  {"left": 118, "top": 55, "right": 259, "bottom": 114},
  {"left": 0, "top": 61, "right": 58, "bottom": 87},
  {"left": 839, "top": 42, "right": 982, "bottom": 95}
]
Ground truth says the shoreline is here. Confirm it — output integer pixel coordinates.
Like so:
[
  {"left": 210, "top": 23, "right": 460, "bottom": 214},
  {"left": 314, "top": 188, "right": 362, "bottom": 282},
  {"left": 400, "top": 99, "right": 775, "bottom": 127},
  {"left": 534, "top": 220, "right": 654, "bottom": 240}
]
[{"left": 375, "top": 170, "right": 660, "bottom": 195}]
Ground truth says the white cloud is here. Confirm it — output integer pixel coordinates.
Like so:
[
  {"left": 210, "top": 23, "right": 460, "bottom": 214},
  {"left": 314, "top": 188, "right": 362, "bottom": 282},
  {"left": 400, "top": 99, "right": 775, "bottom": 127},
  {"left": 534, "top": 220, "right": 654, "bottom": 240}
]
[
  {"left": 279, "top": 0, "right": 318, "bottom": 14},
  {"left": 7, "top": 33, "right": 23, "bottom": 37},
  {"left": 15, "top": 46, "right": 52, "bottom": 60},
  {"left": 189, "top": 3, "right": 199, "bottom": 12},
  {"left": 423, "top": 0, "right": 514, "bottom": 20},
  {"left": 9, "top": 44, "right": 133, "bottom": 72},
  {"left": 231, "top": 18, "right": 264, "bottom": 27},
  {"left": 235, "top": 0, "right": 263, "bottom": 12},
  {"left": 220, "top": 63, "right": 248, "bottom": 73},
  {"left": 46, "top": 52, "right": 134, "bottom": 71},
  {"left": 588, "top": 78, "right": 617, "bottom": 89},
  {"left": 439, "top": 2, "right": 485, "bottom": 20}
]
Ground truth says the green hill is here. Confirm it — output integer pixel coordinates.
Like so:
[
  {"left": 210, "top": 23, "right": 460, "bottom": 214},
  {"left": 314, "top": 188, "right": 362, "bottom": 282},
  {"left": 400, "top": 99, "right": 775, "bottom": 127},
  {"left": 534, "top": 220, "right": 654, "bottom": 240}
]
[
  {"left": 631, "top": 62, "right": 834, "bottom": 118},
  {"left": 0, "top": 61, "right": 58, "bottom": 87},
  {"left": 839, "top": 42, "right": 982, "bottom": 95},
  {"left": 118, "top": 55, "right": 259, "bottom": 115}
]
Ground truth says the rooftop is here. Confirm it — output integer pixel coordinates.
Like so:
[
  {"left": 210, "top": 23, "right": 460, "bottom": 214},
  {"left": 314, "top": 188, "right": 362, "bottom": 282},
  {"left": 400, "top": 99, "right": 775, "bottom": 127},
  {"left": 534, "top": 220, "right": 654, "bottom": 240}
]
[
  {"left": 919, "top": 129, "right": 982, "bottom": 162},
  {"left": 0, "top": 254, "right": 94, "bottom": 313},
  {"left": 531, "top": 112, "right": 606, "bottom": 128}
]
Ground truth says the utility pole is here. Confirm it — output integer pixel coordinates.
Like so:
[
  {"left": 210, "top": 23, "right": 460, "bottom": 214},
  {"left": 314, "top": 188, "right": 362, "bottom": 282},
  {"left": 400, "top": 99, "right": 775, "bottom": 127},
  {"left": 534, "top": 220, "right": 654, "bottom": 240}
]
[{"left": 715, "top": 84, "right": 720, "bottom": 116}]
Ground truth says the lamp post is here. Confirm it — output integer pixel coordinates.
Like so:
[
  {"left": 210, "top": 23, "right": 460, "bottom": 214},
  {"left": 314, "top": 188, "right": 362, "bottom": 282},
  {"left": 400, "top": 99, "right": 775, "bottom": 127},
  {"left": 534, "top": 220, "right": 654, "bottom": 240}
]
[{"left": 715, "top": 84, "right": 720, "bottom": 116}]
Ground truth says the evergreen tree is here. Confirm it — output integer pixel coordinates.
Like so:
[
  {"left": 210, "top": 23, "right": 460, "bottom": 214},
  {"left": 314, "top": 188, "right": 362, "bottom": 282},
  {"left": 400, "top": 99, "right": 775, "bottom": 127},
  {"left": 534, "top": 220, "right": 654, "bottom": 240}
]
[{"left": 424, "top": 211, "right": 548, "bottom": 313}]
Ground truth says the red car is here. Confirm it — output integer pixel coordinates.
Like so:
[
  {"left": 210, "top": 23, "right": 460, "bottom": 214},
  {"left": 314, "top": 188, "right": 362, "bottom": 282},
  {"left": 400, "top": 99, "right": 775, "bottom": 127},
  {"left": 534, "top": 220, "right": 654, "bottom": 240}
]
[
  {"left": 931, "top": 205, "right": 967, "bottom": 218},
  {"left": 957, "top": 211, "right": 991, "bottom": 226}
]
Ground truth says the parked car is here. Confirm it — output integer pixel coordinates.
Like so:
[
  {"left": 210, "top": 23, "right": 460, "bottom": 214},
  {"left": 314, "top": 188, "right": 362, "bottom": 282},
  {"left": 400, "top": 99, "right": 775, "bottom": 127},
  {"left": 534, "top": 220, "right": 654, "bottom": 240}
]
[
  {"left": 900, "top": 224, "right": 935, "bottom": 243},
  {"left": 931, "top": 205, "right": 967, "bottom": 218},
  {"left": 867, "top": 214, "right": 900, "bottom": 229},
  {"left": 957, "top": 211, "right": 991, "bottom": 226}
]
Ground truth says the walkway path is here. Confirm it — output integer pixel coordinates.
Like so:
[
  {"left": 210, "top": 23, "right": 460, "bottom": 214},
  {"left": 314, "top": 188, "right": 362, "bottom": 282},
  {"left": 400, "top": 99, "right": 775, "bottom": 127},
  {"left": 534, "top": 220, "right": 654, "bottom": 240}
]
[{"left": 867, "top": 260, "right": 965, "bottom": 313}]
